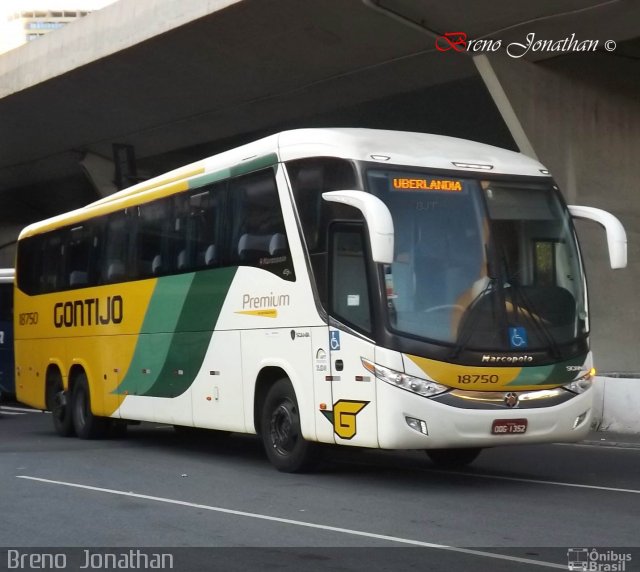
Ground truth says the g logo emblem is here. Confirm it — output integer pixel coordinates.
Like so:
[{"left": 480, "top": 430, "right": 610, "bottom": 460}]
[{"left": 321, "top": 400, "right": 368, "bottom": 439}]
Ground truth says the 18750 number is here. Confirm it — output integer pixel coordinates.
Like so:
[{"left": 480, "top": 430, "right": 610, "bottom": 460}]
[
  {"left": 457, "top": 374, "right": 499, "bottom": 384},
  {"left": 19, "top": 312, "right": 39, "bottom": 326}
]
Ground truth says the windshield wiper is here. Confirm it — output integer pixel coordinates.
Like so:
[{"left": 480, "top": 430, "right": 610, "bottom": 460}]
[
  {"left": 450, "top": 240, "right": 510, "bottom": 359},
  {"left": 506, "top": 278, "right": 562, "bottom": 359},
  {"left": 449, "top": 276, "right": 498, "bottom": 359}
]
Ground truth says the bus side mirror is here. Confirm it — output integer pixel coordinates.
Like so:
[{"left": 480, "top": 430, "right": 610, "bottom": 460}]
[
  {"left": 322, "top": 190, "right": 394, "bottom": 264},
  {"left": 568, "top": 205, "right": 627, "bottom": 269}
]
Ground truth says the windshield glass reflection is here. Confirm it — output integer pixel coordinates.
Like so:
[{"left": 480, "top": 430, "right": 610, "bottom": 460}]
[{"left": 367, "top": 169, "right": 587, "bottom": 351}]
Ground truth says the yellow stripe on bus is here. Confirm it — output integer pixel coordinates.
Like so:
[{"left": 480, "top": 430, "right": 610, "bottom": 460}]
[
  {"left": 14, "top": 279, "right": 157, "bottom": 413},
  {"left": 406, "top": 354, "right": 521, "bottom": 390},
  {"left": 19, "top": 177, "right": 196, "bottom": 238}
]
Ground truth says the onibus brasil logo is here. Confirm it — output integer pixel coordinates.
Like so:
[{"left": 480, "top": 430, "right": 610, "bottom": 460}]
[{"left": 567, "top": 548, "right": 632, "bottom": 571}]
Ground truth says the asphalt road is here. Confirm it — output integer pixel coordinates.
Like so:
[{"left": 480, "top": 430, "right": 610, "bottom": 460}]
[{"left": 1, "top": 403, "right": 639, "bottom": 572}]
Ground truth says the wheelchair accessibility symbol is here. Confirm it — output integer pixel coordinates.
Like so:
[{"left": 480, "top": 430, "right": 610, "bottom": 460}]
[
  {"left": 509, "top": 327, "right": 528, "bottom": 349},
  {"left": 330, "top": 330, "right": 341, "bottom": 351}
]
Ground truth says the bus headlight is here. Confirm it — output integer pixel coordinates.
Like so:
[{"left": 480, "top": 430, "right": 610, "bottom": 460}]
[
  {"left": 563, "top": 368, "right": 595, "bottom": 394},
  {"left": 361, "top": 359, "right": 448, "bottom": 398}
]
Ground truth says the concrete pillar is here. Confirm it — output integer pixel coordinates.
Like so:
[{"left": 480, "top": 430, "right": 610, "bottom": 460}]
[{"left": 79, "top": 152, "right": 118, "bottom": 198}]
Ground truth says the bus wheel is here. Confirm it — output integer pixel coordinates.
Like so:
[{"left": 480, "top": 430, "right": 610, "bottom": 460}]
[
  {"left": 71, "top": 373, "right": 108, "bottom": 439},
  {"left": 46, "top": 374, "right": 74, "bottom": 437},
  {"left": 260, "top": 379, "right": 318, "bottom": 473},
  {"left": 426, "top": 448, "right": 482, "bottom": 469}
]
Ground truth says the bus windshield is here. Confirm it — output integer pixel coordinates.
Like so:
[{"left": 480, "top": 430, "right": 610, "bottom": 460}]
[{"left": 367, "top": 169, "right": 587, "bottom": 352}]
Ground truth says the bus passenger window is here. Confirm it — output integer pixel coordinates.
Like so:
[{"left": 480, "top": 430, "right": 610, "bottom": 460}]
[
  {"left": 286, "top": 158, "right": 361, "bottom": 306},
  {"left": 41, "top": 234, "right": 64, "bottom": 293},
  {"left": 102, "top": 212, "right": 129, "bottom": 283},
  {"left": 187, "top": 184, "right": 224, "bottom": 270},
  {"left": 229, "top": 169, "right": 295, "bottom": 281},
  {"left": 16, "top": 236, "right": 43, "bottom": 295},
  {"left": 137, "top": 200, "right": 168, "bottom": 278},
  {"left": 66, "top": 224, "right": 96, "bottom": 288},
  {"left": 286, "top": 158, "right": 359, "bottom": 253}
]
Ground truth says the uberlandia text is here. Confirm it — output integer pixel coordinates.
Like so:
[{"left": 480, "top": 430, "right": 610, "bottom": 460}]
[{"left": 7, "top": 549, "right": 173, "bottom": 569}]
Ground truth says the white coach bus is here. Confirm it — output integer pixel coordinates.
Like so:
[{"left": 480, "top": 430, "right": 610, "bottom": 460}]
[{"left": 14, "top": 128, "right": 626, "bottom": 471}]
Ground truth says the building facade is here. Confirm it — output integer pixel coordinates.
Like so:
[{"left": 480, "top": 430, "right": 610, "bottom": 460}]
[{"left": 0, "top": 1, "right": 115, "bottom": 54}]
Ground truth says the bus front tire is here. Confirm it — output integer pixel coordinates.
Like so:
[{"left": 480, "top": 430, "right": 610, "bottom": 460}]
[
  {"left": 71, "top": 374, "right": 108, "bottom": 439},
  {"left": 46, "top": 375, "right": 74, "bottom": 437},
  {"left": 426, "top": 447, "right": 482, "bottom": 469},
  {"left": 260, "top": 379, "right": 318, "bottom": 473}
]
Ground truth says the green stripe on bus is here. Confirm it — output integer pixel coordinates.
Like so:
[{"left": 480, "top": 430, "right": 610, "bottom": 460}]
[
  {"left": 505, "top": 355, "right": 586, "bottom": 386},
  {"left": 229, "top": 153, "right": 278, "bottom": 177},
  {"left": 141, "top": 266, "right": 237, "bottom": 397},
  {"left": 188, "top": 169, "right": 232, "bottom": 190},
  {"left": 113, "top": 267, "right": 237, "bottom": 398},
  {"left": 141, "top": 274, "right": 193, "bottom": 334},
  {"left": 188, "top": 153, "right": 279, "bottom": 191},
  {"left": 113, "top": 274, "right": 193, "bottom": 396}
]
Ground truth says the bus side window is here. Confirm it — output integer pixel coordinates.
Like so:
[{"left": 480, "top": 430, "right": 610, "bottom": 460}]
[
  {"left": 186, "top": 183, "right": 225, "bottom": 270},
  {"left": 286, "top": 158, "right": 361, "bottom": 307},
  {"left": 136, "top": 200, "right": 168, "bottom": 278},
  {"left": 41, "top": 234, "right": 64, "bottom": 293},
  {"left": 65, "top": 223, "right": 99, "bottom": 288},
  {"left": 101, "top": 211, "right": 130, "bottom": 283},
  {"left": 286, "top": 158, "right": 360, "bottom": 254},
  {"left": 16, "top": 236, "right": 43, "bottom": 295},
  {"left": 228, "top": 169, "right": 295, "bottom": 281}
]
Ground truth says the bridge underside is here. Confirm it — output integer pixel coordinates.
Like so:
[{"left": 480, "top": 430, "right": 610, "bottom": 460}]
[
  {"left": 1, "top": 0, "right": 637, "bottom": 222},
  {"left": 0, "top": 0, "right": 638, "bottom": 370}
]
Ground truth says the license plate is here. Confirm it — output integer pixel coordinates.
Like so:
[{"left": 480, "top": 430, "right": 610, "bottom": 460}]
[{"left": 492, "top": 418, "right": 528, "bottom": 435}]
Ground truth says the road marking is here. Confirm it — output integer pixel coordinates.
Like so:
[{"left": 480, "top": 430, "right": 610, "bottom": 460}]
[
  {"left": 1, "top": 406, "right": 42, "bottom": 413},
  {"left": 17, "top": 475, "right": 565, "bottom": 570},
  {"left": 428, "top": 469, "right": 640, "bottom": 495},
  {"left": 0, "top": 410, "right": 25, "bottom": 415},
  {"left": 555, "top": 442, "right": 640, "bottom": 452}
]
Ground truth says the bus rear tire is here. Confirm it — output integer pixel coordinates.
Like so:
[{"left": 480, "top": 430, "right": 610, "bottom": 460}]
[
  {"left": 426, "top": 447, "right": 482, "bottom": 469},
  {"left": 71, "top": 373, "right": 108, "bottom": 439},
  {"left": 260, "top": 379, "right": 318, "bottom": 473},
  {"left": 46, "top": 373, "right": 74, "bottom": 437}
]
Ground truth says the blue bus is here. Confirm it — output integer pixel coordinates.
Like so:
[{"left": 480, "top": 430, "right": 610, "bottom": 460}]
[{"left": 0, "top": 269, "right": 15, "bottom": 400}]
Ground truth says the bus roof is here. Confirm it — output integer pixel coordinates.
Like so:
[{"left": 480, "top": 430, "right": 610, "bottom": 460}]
[
  {"left": 18, "top": 128, "right": 550, "bottom": 239},
  {"left": 275, "top": 128, "right": 548, "bottom": 176}
]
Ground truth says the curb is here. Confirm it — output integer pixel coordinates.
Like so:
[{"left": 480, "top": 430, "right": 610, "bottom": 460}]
[
  {"left": 592, "top": 376, "right": 640, "bottom": 436},
  {"left": 580, "top": 437, "right": 640, "bottom": 450}
]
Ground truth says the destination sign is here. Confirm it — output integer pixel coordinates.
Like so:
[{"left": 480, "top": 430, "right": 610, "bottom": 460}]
[{"left": 392, "top": 177, "right": 464, "bottom": 192}]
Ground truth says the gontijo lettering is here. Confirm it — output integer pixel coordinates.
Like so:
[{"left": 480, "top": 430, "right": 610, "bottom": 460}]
[
  {"left": 393, "top": 178, "right": 463, "bottom": 191},
  {"left": 53, "top": 296, "right": 123, "bottom": 328}
]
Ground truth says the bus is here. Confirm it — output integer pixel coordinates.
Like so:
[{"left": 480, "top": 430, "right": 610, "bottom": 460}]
[
  {"left": 13, "top": 128, "right": 627, "bottom": 471},
  {"left": 0, "top": 268, "right": 15, "bottom": 400}
]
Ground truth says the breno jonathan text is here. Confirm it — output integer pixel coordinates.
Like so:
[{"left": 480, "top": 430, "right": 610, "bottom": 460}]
[{"left": 6, "top": 549, "right": 174, "bottom": 569}]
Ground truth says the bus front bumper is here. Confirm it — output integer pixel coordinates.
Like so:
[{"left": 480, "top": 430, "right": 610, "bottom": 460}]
[{"left": 376, "top": 381, "right": 593, "bottom": 450}]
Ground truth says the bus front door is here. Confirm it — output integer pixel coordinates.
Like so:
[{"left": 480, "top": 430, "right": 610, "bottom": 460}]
[{"left": 327, "top": 223, "right": 378, "bottom": 448}]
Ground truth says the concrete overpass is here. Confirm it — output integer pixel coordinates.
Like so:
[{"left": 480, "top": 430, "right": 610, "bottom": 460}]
[{"left": 0, "top": 0, "right": 638, "bottom": 371}]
